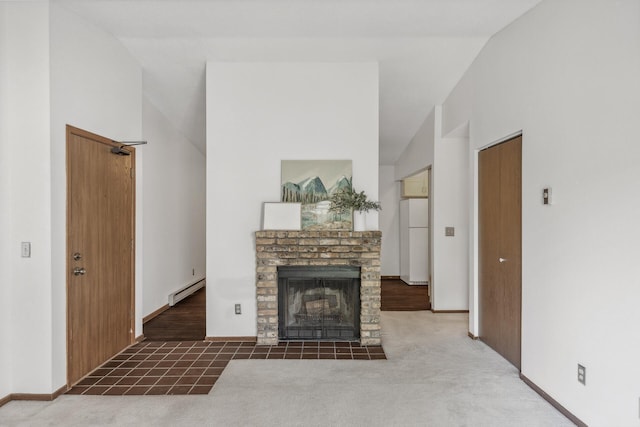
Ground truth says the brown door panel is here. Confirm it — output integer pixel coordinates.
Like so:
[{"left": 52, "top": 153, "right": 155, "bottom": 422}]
[
  {"left": 66, "top": 126, "right": 135, "bottom": 386},
  {"left": 479, "top": 136, "right": 522, "bottom": 370}
]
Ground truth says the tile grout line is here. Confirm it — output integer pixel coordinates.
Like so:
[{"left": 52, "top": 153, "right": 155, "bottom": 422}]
[
  {"left": 71, "top": 340, "right": 386, "bottom": 396},
  {"left": 166, "top": 342, "right": 211, "bottom": 395}
]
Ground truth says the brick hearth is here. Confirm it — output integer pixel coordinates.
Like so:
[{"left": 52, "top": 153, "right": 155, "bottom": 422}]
[{"left": 255, "top": 230, "right": 382, "bottom": 346}]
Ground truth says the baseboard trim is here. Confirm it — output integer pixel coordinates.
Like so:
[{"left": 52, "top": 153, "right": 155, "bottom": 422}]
[
  {"left": 431, "top": 310, "right": 470, "bottom": 314},
  {"left": 520, "top": 373, "right": 587, "bottom": 427},
  {"left": 205, "top": 336, "right": 257, "bottom": 343},
  {"left": 0, "top": 394, "right": 11, "bottom": 407},
  {"left": 53, "top": 385, "right": 67, "bottom": 399},
  {"left": 467, "top": 332, "right": 478, "bottom": 340},
  {"left": 143, "top": 304, "right": 170, "bottom": 323},
  {"left": 6, "top": 385, "right": 67, "bottom": 405},
  {"left": 381, "top": 275, "right": 401, "bottom": 280}
]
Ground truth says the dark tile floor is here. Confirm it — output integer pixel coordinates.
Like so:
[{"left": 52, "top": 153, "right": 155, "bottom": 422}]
[{"left": 67, "top": 340, "right": 386, "bottom": 396}]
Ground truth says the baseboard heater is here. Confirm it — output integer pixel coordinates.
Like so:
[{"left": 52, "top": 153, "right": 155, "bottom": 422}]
[
  {"left": 400, "top": 275, "right": 429, "bottom": 286},
  {"left": 168, "top": 278, "right": 206, "bottom": 306}
]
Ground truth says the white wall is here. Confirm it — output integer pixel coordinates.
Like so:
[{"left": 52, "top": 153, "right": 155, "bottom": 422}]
[
  {"left": 431, "top": 137, "right": 469, "bottom": 310},
  {"left": 49, "top": 3, "right": 143, "bottom": 390},
  {"left": 394, "top": 109, "right": 435, "bottom": 182},
  {"left": 443, "top": 1, "right": 640, "bottom": 424},
  {"left": 206, "top": 62, "right": 379, "bottom": 337},
  {"left": 0, "top": 1, "right": 53, "bottom": 395},
  {"left": 0, "top": 1, "right": 12, "bottom": 399},
  {"left": 379, "top": 166, "right": 400, "bottom": 276},
  {"left": 142, "top": 97, "right": 206, "bottom": 316}
]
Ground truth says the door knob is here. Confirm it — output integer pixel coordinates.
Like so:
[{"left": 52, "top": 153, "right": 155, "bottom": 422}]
[
  {"left": 73, "top": 267, "right": 87, "bottom": 276},
  {"left": 499, "top": 257, "right": 507, "bottom": 263}
]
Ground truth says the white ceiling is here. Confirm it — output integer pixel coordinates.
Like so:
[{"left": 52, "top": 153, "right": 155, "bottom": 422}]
[{"left": 55, "top": 0, "right": 542, "bottom": 164}]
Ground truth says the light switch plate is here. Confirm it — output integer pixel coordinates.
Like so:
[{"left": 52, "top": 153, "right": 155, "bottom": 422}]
[
  {"left": 21, "top": 242, "right": 31, "bottom": 258},
  {"left": 445, "top": 227, "right": 455, "bottom": 237}
]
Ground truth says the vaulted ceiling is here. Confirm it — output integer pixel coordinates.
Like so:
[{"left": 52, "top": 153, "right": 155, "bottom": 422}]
[{"left": 55, "top": 0, "right": 542, "bottom": 164}]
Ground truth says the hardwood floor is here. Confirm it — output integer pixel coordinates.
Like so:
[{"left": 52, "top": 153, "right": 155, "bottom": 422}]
[
  {"left": 143, "top": 287, "right": 206, "bottom": 341},
  {"left": 381, "top": 278, "right": 431, "bottom": 311},
  {"left": 143, "top": 279, "right": 429, "bottom": 342}
]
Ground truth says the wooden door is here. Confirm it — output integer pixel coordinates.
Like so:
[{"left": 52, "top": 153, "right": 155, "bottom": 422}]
[
  {"left": 478, "top": 136, "right": 522, "bottom": 369},
  {"left": 66, "top": 126, "right": 135, "bottom": 386}
]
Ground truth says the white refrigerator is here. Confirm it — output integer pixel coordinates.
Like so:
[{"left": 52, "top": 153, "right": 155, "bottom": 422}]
[{"left": 400, "top": 198, "right": 429, "bottom": 285}]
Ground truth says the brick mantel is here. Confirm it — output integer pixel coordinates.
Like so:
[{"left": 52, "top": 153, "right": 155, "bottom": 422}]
[{"left": 255, "top": 230, "right": 382, "bottom": 346}]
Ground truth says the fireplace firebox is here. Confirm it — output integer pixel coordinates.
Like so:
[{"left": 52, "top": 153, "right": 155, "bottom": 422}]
[{"left": 278, "top": 266, "right": 360, "bottom": 341}]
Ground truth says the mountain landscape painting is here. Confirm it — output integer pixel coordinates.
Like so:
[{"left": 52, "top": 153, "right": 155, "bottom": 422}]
[{"left": 281, "top": 160, "right": 352, "bottom": 229}]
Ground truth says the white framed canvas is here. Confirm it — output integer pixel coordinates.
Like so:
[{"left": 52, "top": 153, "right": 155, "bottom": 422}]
[{"left": 262, "top": 202, "right": 301, "bottom": 230}]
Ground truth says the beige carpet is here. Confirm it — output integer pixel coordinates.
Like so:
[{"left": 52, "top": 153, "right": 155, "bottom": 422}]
[{"left": 0, "top": 312, "right": 572, "bottom": 426}]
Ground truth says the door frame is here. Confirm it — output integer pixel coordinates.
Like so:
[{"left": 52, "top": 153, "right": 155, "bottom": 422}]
[
  {"left": 426, "top": 166, "right": 433, "bottom": 306},
  {"left": 65, "top": 125, "right": 136, "bottom": 387}
]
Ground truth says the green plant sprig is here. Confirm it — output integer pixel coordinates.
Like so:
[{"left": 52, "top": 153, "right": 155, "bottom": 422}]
[{"left": 328, "top": 187, "right": 381, "bottom": 213}]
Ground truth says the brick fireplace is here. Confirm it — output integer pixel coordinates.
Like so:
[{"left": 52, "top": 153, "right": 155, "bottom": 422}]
[{"left": 255, "top": 230, "right": 382, "bottom": 346}]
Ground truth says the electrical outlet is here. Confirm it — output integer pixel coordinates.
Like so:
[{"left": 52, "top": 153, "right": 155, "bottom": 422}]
[
  {"left": 445, "top": 227, "right": 455, "bottom": 237},
  {"left": 577, "top": 364, "right": 586, "bottom": 385},
  {"left": 235, "top": 304, "right": 241, "bottom": 315}
]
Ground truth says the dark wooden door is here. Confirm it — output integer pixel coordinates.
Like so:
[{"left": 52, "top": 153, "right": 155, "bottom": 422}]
[
  {"left": 66, "top": 126, "right": 135, "bottom": 386},
  {"left": 478, "top": 136, "right": 522, "bottom": 369}
]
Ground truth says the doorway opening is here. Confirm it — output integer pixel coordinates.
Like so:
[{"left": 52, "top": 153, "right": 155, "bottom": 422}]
[
  {"left": 394, "top": 167, "right": 431, "bottom": 310},
  {"left": 143, "top": 288, "right": 206, "bottom": 341}
]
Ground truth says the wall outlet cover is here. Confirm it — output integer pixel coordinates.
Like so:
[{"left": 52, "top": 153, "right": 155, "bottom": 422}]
[{"left": 577, "top": 364, "right": 586, "bottom": 385}]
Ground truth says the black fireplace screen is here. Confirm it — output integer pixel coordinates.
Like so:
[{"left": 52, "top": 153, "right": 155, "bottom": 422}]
[{"left": 278, "top": 266, "right": 360, "bottom": 341}]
